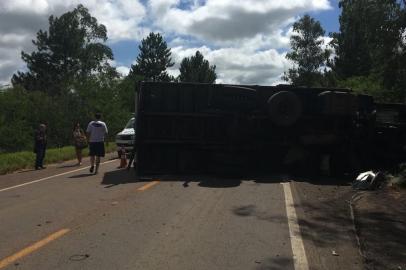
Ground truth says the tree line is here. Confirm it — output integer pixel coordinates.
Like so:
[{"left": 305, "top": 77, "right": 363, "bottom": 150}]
[
  {"left": 1, "top": 1, "right": 405, "bottom": 153},
  {"left": 284, "top": 0, "right": 406, "bottom": 102},
  {"left": 0, "top": 5, "right": 216, "bottom": 153}
]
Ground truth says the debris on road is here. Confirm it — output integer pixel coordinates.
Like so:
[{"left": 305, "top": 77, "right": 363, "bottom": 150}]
[
  {"left": 352, "top": 171, "right": 385, "bottom": 190},
  {"left": 332, "top": 250, "right": 339, "bottom": 256},
  {"left": 69, "top": 254, "right": 90, "bottom": 261}
]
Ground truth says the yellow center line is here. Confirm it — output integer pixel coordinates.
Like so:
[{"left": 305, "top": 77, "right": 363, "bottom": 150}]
[
  {"left": 137, "top": 180, "right": 160, "bottom": 191},
  {"left": 0, "top": 228, "right": 70, "bottom": 269}
]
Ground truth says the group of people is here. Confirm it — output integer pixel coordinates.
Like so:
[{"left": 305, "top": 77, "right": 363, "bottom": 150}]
[{"left": 34, "top": 113, "right": 108, "bottom": 174}]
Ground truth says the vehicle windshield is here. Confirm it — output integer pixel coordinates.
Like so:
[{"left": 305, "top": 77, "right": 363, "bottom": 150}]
[{"left": 125, "top": 118, "right": 135, "bottom": 129}]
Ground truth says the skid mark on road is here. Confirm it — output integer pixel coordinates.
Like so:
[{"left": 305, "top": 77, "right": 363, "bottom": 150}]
[
  {"left": 0, "top": 228, "right": 70, "bottom": 269},
  {"left": 137, "top": 181, "right": 160, "bottom": 191},
  {"left": 0, "top": 160, "right": 116, "bottom": 193},
  {"left": 282, "top": 182, "right": 309, "bottom": 270}
]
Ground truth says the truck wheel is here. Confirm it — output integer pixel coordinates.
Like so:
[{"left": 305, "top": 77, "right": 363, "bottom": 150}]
[{"left": 267, "top": 91, "right": 302, "bottom": 126}]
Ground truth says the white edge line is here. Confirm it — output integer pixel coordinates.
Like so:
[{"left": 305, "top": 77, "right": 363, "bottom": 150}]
[
  {"left": 281, "top": 182, "right": 309, "bottom": 270},
  {"left": 0, "top": 159, "right": 117, "bottom": 193}
]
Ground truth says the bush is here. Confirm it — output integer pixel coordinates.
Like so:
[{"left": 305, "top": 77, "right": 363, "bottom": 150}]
[
  {"left": 0, "top": 79, "right": 135, "bottom": 153},
  {"left": 336, "top": 75, "right": 404, "bottom": 103}
]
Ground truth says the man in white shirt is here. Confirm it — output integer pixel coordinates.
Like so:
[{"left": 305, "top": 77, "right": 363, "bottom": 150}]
[{"left": 86, "top": 112, "right": 108, "bottom": 174}]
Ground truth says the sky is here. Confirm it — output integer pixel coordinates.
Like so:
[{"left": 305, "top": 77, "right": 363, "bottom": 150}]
[{"left": 0, "top": 0, "right": 341, "bottom": 87}]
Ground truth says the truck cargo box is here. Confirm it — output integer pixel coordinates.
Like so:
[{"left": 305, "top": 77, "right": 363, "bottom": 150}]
[{"left": 135, "top": 82, "right": 380, "bottom": 176}]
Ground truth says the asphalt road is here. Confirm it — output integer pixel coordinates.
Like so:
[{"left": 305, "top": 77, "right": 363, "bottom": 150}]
[{"left": 0, "top": 156, "right": 363, "bottom": 270}]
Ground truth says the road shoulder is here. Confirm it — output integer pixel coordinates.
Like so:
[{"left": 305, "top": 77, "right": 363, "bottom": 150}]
[
  {"left": 291, "top": 178, "right": 364, "bottom": 270},
  {"left": 353, "top": 188, "right": 406, "bottom": 270},
  {"left": 0, "top": 153, "right": 117, "bottom": 191}
]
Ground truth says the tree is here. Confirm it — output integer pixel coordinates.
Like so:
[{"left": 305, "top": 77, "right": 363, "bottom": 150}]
[
  {"left": 130, "top": 32, "right": 174, "bottom": 82},
  {"left": 12, "top": 4, "right": 114, "bottom": 95},
  {"left": 331, "top": 0, "right": 403, "bottom": 79},
  {"left": 284, "top": 15, "right": 330, "bottom": 86},
  {"left": 331, "top": 0, "right": 406, "bottom": 101},
  {"left": 178, "top": 51, "right": 217, "bottom": 83}
]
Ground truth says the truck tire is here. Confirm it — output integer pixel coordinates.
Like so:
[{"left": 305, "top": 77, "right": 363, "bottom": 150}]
[{"left": 267, "top": 91, "right": 302, "bottom": 126}]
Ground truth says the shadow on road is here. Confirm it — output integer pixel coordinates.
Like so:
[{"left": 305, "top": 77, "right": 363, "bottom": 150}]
[
  {"left": 101, "top": 169, "right": 138, "bottom": 188},
  {"left": 255, "top": 257, "right": 294, "bottom": 270},
  {"left": 100, "top": 166, "right": 353, "bottom": 190},
  {"left": 100, "top": 171, "right": 244, "bottom": 189},
  {"left": 69, "top": 173, "right": 92, "bottom": 178},
  {"left": 232, "top": 205, "right": 287, "bottom": 223},
  {"left": 198, "top": 178, "right": 242, "bottom": 188}
]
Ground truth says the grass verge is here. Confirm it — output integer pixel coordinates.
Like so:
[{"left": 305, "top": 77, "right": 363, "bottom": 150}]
[{"left": 0, "top": 143, "right": 117, "bottom": 175}]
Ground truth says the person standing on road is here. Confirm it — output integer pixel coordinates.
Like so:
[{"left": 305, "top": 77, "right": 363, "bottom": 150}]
[
  {"left": 73, "top": 122, "right": 87, "bottom": 166},
  {"left": 34, "top": 123, "right": 47, "bottom": 170},
  {"left": 86, "top": 113, "right": 108, "bottom": 174}
]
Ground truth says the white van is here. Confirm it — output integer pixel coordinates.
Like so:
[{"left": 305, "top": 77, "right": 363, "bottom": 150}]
[{"left": 115, "top": 117, "right": 135, "bottom": 154}]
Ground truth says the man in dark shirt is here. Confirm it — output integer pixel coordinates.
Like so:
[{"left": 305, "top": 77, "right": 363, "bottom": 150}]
[{"left": 34, "top": 123, "right": 47, "bottom": 170}]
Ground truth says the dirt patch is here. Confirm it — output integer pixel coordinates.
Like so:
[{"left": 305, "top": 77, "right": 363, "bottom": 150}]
[{"left": 353, "top": 188, "right": 406, "bottom": 270}]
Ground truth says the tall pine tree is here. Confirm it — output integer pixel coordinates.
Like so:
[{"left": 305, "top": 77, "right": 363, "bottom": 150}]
[
  {"left": 130, "top": 32, "right": 174, "bottom": 82},
  {"left": 179, "top": 51, "right": 217, "bottom": 83}
]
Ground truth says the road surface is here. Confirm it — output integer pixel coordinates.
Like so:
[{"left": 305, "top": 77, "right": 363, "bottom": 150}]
[{"left": 0, "top": 156, "right": 363, "bottom": 269}]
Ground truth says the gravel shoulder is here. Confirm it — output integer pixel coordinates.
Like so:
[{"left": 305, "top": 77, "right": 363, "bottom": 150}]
[
  {"left": 353, "top": 187, "right": 406, "bottom": 270},
  {"left": 291, "top": 177, "right": 364, "bottom": 270},
  {"left": 292, "top": 176, "right": 406, "bottom": 270}
]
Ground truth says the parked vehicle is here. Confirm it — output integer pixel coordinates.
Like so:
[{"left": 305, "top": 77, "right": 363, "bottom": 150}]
[
  {"left": 135, "top": 82, "right": 406, "bottom": 176},
  {"left": 115, "top": 117, "right": 135, "bottom": 156}
]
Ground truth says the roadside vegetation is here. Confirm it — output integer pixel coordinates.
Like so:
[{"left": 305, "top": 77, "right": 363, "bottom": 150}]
[
  {"left": 0, "top": 143, "right": 116, "bottom": 175},
  {"left": 389, "top": 163, "right": 406, "bottom": 189}
]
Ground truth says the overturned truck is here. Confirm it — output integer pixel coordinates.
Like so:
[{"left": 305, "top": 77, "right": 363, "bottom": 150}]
[{"left": 135, "top": 82, "right": 406, "bottom": 176}]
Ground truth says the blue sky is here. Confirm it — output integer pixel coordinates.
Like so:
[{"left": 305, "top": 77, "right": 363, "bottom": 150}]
[
  {"left": 110, "top": 40, "right": 140, "bottom": 68},
  {"left": 310, "top": 0, "right": 340, "bottom": 33},
  {"left": 0, "top": 0, "right": 341, "bottom": 86}
]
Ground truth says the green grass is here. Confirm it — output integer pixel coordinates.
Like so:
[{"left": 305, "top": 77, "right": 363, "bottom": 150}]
[{"left": 0, "top": 143, "right": 117, "bottom": 175}]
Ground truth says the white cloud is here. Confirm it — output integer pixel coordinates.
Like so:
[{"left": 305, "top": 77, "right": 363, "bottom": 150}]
[
  {"left": 169, "top": 46, "right": 291, "bottom": 85},
  {"left": 0, "top": 0, "right": 334, "bottom": 85},
  {"left": 116, "top": 66, "right": 130, "bottom": 77},
  {"left": 0, "top": 0, "right": 147, "bottom": 83},
  {"left": 147, "top": 0, "right": 331, "bottom": 86},
  {"left": 150, "top": 0, "right": 331, "bottom": 45}
]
